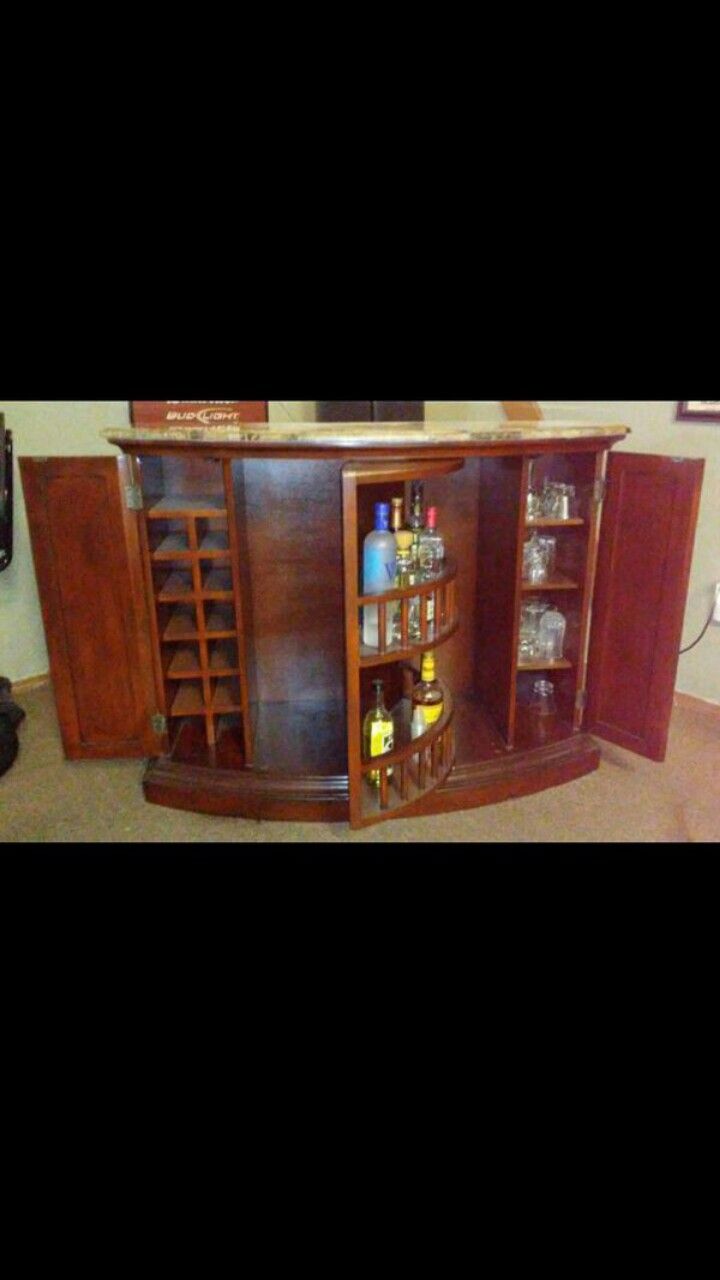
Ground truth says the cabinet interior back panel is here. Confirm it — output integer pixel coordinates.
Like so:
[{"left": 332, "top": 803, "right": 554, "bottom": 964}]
[{"left": 236, "top": 459, "right": 346, "bottom": 705}]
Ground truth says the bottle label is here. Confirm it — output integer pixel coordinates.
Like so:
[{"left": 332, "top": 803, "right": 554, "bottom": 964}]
[
  {"left": 370, "top": 720, "right": 394, "bottom": 758},
  {"left": 421, "top": 702, "right": 443, "bottom": 726},
  {"left": 365, "top": 545, "right": 397, "bottom": 591}
]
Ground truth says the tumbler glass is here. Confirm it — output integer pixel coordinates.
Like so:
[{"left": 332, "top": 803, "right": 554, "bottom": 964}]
[{"left": 537, "top": 607, "right": 567, "bottom": 661}]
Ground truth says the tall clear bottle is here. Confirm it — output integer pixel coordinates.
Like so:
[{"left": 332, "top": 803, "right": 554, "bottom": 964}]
[
  {"left": 418, "top": 506, "right": 444, "bottom": 627},
  {"left": 408, "top": 481, "right": 425, "bottom": 567},
  {"left": 362, "top": 502, "right": 397, "bottom": 648}
]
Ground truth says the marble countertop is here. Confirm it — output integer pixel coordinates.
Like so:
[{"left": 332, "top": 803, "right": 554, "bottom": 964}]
[{"left": 104, "top": 420, "right": 629, "bottom": 448}]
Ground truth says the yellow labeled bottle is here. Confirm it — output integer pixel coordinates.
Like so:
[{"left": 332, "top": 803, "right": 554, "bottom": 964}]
[
  {"left": 412, "top": 652, "right": 444, "bottom": 726},
  {"left": 363, "top": 679, "right": 394, "bottom": 785}
]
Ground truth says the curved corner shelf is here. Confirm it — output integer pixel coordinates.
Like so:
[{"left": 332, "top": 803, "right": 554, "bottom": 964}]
[
  {"left": 359, "top": 682, "right": 456, "bottom": 824},
  {"left": 358, "top": 557, "right": 459, "bottom": 667},
  {"left": 359, "top": 618, "right": 459, "bottom": 667}
]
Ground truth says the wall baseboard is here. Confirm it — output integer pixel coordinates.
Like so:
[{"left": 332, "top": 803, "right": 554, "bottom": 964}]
[
  {"left": 10, "top": 673, "right": 51, "bottom": 692},
  {"left": 674, "top": 691, "right": 720, "bottom": 719}
]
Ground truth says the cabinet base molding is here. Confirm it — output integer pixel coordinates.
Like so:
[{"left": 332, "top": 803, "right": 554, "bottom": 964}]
[{"left": 142, "top": 734, "right": 601, "bottom": 823}]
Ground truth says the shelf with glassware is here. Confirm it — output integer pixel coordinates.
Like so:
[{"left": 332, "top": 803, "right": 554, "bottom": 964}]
[
  {"left": 342, "top": 457, "right": 463, "bottom": 828},
  {"left": 137, "top": 454, "right": 253, "bottom": 759},
  {"left": 513, "top": 451, "right": 605, "bottom": 740}
]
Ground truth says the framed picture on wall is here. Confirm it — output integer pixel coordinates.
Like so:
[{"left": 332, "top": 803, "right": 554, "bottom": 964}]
[{"left": 677, "top": 401, "right": 720, "bottom": 421}]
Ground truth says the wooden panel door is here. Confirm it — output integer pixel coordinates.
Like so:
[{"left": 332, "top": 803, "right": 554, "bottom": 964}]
[
  {"left": 20, "top": 456, "right": 163, "bottom": 759},
  {"left": 585, "top": 452, "right": 704, "bottom": 761}
]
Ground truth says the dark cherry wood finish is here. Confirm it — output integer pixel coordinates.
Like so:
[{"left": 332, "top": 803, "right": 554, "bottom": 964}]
[
  {"left": 22, "top": 429, "right": 705, "bottom": 826},
  {"left": 19, "top": 457, "right": 162, "bottom": 759},
  {"left": 586, "top": 452, "right": 704, "bottom": 761}
]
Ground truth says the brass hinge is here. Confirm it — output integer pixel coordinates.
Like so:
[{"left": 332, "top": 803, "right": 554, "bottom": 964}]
[
  {"left": 592, "top": 478, "right": 607, "bottom": 506},
  {"left": 575, "top": 689, "right": 587, "bottom": 711},
  {"left": 151, "top": 713, "right": 167, "bottom": 734},
  {"left": 125, "top": 483, "right": 143, "bottom": 511}
]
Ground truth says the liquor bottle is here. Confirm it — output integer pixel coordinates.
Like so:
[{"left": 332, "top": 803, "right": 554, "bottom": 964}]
[
  {"left": 362, "top": 502, "right": 397, "bottom": 648},
  {"left": 418, "top": 507, "right": 444, "bottom": 577},
  {"left": 392, "top": 530, "right": 421, "bottom": 643},
  {"left": 363, "top": 679, "right": 394, "bottom": 785},
  {"left": 412, "top": 652, "right": 444, "bottom": 726},
  {"left": 408, "top": 481, "right": 425, "bottom": 566},
  {"left": 417, "top": 507, "right": 444, "bottom": 628},
  {"left": 390, "top": 496, "right": 404, "bottom": 534}
]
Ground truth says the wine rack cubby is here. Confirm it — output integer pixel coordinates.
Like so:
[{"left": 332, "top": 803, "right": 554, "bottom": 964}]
[{"left": 139, "top": 459, "right": 252, "bottom": 758}]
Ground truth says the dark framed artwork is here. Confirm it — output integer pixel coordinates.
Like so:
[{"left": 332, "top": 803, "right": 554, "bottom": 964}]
[{"left": 677, "top": 401, "right": 720, "bottom": 422}]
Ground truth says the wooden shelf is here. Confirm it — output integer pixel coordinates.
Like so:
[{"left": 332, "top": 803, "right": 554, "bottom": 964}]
[
  {"left": 151, "top": 530, "right": 230, "bottom": 560},
  {"left": 204, "top": 605, "right": 237, "bottom": 637},
  {"left": 146, "top": 495, "right": 227, "bottom": 519},
  {"left": 521, "top": 575, "right": 579, "bottom": 592},
  {"left": 157, "top": 570, "right": 194, "bottom": 602},
  {"left": 166, "top": 647, "right": 201, "bottom": 678},
  {"left": 208, "top": 642, "right": 240, "bottom": 674},
  {"left": 359, "top": 617, "right": 459, "bottom": 667},
  {"left": 212, "top": 678, "right": 243, "bottom": 713},
  {"left": 517, "top": 658, "right": 572, "bottom": 671},
  {"left": 170, "top": 682, "right": 206, "bottom": 717},
  {"left": 526, "top": 517, "right": 584, "bottom": 528},
  {"left": 198, "top": 531, "right": 230, "bottom": 556},
  {"left": 359, "top": 687, "right": 455, "bottom": 823},
  {"left": 152, "top": 533, "right": 191, "bottom": 559},
  {"left": 361, "top": 682, "right": 453, "bottom": 774},
  {"left": 200, "top": 568, "right": 234, "bottom": 598},
  {"left": 358, "top": 556, "right": 458, "bottom": 607},
  {"left": 163, "top": 607, "right": 200, "bottom": 641}
]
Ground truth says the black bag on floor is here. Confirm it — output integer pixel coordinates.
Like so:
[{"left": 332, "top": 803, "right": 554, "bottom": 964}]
[{"left": 0, "top": 679, "right": 24, "bottom": 778}]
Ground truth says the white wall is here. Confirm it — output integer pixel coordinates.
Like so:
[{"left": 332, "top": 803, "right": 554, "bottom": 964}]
[{"left": 2, "top": 400, "right": 718, "bottom": 704}]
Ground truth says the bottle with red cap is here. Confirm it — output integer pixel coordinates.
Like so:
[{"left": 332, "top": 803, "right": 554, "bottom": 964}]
[
  {"left": 418, "top": 506, "right": 444, "bottom": 578},
  {"left": 418, "top": 506, "right": 444, "bottom": 628}
]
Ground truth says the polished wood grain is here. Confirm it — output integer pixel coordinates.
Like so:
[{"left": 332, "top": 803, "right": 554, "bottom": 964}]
[
  {"left": 26, "top": 430, "right": 698, "bottom": 827},
  {"left": 586, "top": 452, "right": 704, "bottom": 761},
  {"left": 19, "top": 457, "right": 162, "bottom": 759},
  {"left": 475, "top": 456, "right": 526, "bottom": 747}
]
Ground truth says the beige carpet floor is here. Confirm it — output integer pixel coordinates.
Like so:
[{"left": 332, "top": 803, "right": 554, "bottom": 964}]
[{"left": 1, "top": 683, "right": 718, "bottom": 844}]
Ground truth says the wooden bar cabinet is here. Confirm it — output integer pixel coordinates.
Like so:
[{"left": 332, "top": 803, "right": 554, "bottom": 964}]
[{"left": 19, "top": 419, "right": 704, "bottom": 828}]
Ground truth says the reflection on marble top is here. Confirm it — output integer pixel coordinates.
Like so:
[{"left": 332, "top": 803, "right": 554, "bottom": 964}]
[{"left": 104, "top": 420, "right": 629, "bottom": 448}]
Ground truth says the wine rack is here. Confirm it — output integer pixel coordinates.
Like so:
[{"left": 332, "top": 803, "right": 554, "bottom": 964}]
[{"left": 140, "top": 462, "right": 253, "bottom": 758}]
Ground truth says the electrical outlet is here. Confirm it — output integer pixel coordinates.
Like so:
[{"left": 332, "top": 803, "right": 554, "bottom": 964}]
[{"left": 714, "top": 583, "right": 720, "bottom": 624}]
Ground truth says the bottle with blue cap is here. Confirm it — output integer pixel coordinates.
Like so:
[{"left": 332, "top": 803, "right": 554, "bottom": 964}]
[{"left": 362, "top": 502, "right": 397, "bottom": 647}]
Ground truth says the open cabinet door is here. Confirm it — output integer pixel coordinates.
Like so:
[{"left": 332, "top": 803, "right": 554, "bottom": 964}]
[
  {"left": 585, "top": 452, "right": 704, "bottom": 761},
  {"left": 20, "top": 456, "right": 164, "bottom": 760}
]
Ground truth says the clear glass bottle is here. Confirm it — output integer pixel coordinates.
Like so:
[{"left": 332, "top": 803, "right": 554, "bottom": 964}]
[
  {"left": 363, "top": 679, "right": 394, "bottom": 785},
  {"left": 412, "top": 651, "right": 444, "bottom": 726},
  {"left": 418, "top": 506, "right": 444, "bottom": 627},
  {"left": 390, "top": 496, "right": 404, "bottom": 534},
  {"left": 363, "top": 502, "right": 397, "bottom": 648},
  {"left": 408, "top": 481, "right": 425, "bottom": 567},
  {"left": 392, "top": 531, "right": 422, "bottom": 643},
  {"left": 418, "top": 506, "right": 444, "bottom": 577}
]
